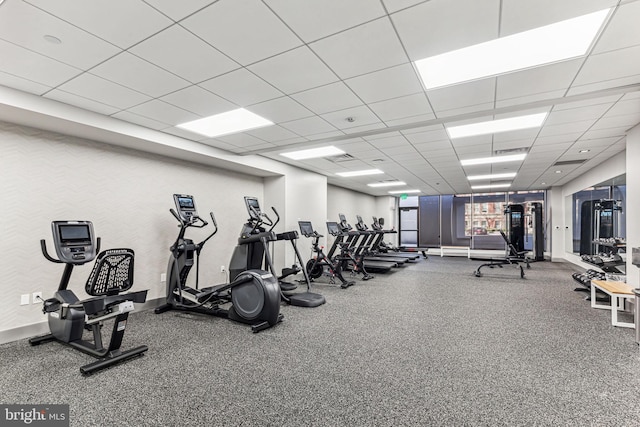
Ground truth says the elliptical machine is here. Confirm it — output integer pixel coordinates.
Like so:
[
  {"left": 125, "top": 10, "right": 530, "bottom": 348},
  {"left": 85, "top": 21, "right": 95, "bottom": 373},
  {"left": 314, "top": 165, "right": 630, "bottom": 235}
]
[
  {"left": 229, "top": 197, "right": 325, "bottom": 308},
  {"left": 154, "top": 194, "right": 282, "bottom": 332},
  {"left": 29, "top": 221, "right": 148, "bottom": 375},
  {"left": 298, "top": 220, "right": 355, "bottom": 289}
]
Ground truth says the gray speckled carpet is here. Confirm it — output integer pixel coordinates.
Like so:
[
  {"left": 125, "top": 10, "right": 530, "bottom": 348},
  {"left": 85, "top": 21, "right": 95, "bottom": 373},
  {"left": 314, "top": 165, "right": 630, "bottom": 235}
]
[{"left": 2, "top": 257, "right": 640, "bottom": 426}]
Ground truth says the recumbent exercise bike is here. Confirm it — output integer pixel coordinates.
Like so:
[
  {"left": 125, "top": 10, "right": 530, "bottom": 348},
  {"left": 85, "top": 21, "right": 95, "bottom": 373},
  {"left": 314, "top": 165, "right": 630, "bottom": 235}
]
[{"left": 29, "top": 221, "right": 148, "bottom": 375}]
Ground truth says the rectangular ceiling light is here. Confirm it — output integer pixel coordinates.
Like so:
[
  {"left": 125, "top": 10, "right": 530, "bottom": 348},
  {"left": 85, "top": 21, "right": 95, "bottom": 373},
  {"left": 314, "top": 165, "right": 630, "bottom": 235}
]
[
  {"left": 447, "top": 113, "right": 547, "bottom": 139},
  {"left": 280, "top": 146, "right": 345, "bottom": 160},
  {"left": 368, "top": 181, "right": 407, "bottom": 187},
  {"left": 414, "top": 8, "right": 611, "bottom": 89},
  {"left": 471, "top": 183, "right": 512, "bottom": 190},
  {"left": 176, "top": 108, "right": 273, "bottom": 138},
  {"left": 461, "top": 153, "right": 526, "bottom": 166},
  {"left": 467, "top": 172, "right": 517, "bottom": 181},
  {"left": 388, "top": 189, "right": 421, "bottom": 194},
  {"left": 336, "top": 169, "right": 384, "bottom": 177}
]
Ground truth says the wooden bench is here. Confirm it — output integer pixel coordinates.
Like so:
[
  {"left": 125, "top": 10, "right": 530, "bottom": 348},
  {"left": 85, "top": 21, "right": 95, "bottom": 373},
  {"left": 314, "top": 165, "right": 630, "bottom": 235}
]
[{"left": 591, "top": 280, "right": 635, "bottom": 328}]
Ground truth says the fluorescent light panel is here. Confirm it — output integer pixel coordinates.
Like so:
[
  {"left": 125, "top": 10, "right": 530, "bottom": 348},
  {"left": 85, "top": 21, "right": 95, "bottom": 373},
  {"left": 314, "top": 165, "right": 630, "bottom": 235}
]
[
  {"left": 368, "top": 181, "right": 407, "bottom": 187},
  {"left": 176, "top": 108, "right": 273, "bottom": 137},
  {"left": 467, "top": 172, "right": 517, "bottom": 181},
  {"left": 336, "top": 169, "right": 383, "bottom": 177},
  {"left": 447, "top": 113, "right": 547, "bottom": 139},
  {"left": 388, "top": 189, "right": 421, "bottom": 194},
  {"left": 415, "top": 8, "right": 610, "bottom": 89},
  {"left": 471, "top": 183, "right": 511, "bottom": 190},
  {"left": 461, "top": 153, "right": 526, "bottom": 166},
  {"left": 280, "top": 146, "right": 345, "bottom": 160}
]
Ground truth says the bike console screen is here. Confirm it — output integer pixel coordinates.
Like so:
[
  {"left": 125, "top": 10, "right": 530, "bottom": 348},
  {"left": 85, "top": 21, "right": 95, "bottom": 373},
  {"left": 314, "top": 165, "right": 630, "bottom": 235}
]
[{"left": 51, "top": 220, "right": 96, "bottom": 264}]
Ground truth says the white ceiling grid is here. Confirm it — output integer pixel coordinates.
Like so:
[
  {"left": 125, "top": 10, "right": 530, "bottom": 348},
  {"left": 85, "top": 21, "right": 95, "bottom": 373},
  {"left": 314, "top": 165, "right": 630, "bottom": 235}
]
[{"left": 0, "top": 0, "right": 638, "bottom": 195}]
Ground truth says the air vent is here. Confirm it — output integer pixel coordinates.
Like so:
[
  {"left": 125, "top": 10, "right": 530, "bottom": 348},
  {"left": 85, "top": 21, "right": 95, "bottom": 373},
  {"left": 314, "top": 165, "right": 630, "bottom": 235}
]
[
  {"left": 329, "top": 153, "right": 355, "bottom": 163},
  {"left": 494, "top": 147, "right": 530, "bottom": 155},
  {"left": 553, "top": 159, "right": 587, "bottom": 166}
]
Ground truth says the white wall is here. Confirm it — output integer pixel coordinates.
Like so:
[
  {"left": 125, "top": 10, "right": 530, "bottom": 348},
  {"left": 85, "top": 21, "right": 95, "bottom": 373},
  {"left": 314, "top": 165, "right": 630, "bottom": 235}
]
[
  {"left": 0, "top": 121, "right": 328, "bottom": 342},
  {"left": 626, "top": 125, "right": 640, "bottom": 287}
]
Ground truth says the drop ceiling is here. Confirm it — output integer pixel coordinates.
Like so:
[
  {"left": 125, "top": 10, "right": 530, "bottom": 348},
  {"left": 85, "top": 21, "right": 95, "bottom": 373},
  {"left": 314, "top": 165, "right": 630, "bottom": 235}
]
[{"left": 0, "top": 0, "right": 639, "bottom": 196}]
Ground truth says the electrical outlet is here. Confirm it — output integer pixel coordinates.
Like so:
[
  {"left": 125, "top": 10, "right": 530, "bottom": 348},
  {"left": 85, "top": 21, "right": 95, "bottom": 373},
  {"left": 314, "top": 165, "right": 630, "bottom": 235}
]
[
  {"left": 20, "top": 294, "right": 30, "bottom": 306},
  {"left": 220, "top": 265, "right": 226, "bottom": 273},
  {"left": 160, "top": 273, "right": 166, "bottom": 282},
  {"left": 32, "top": 292, "right": 43, "bottom": 304}
]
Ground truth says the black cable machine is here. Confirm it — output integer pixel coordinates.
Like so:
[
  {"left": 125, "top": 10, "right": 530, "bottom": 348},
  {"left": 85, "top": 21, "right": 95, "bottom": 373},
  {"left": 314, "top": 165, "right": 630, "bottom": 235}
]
[
  {"left": 29, "top": 221, "right": 148, "bottom": 375},
  {"left": 529, "top": 202, "right": 544, "bottom": 261},
  {"left": 229, "top": 197, "right": 325, "bottom": 308},
  {"left": 579, "top": 199, "right": 622, "bottom": 255},
  {"left": 505, "top": 204, "right": 525, "bottom": 253},
  {"left": 154, "top": 194, "right": 283, "bottom": 333}
]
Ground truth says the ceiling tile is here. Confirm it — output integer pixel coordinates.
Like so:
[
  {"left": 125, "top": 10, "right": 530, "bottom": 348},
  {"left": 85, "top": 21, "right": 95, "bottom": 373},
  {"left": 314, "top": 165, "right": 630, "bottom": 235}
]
[
  {"left": 249, "top": 46, "right": 339, "bottom": 94},
  {"left": 594, "top": 1, "right": 640, "bottom": 54},
  {"left": 310, "top": 17, "right": 408, "bottom": 79},
  {"left": 199, "top": 68, "right": 282, "bottom": 107},
  {"left": 90, "top": 52, "right": 190, "bottom": 97},
  {"left": 545, "top": 104, "right": 611, "bottom": 126},
  {"left": 127, "top": 99, "right": 199, "bottom": 125},
  {"left": 216, "top": 133, "right": 270, "bottom": 148},
  {"left": 181, "top": 0, "right": 302, "bottom": 65},
  {"left": 383, "top": 0, "right": 426, "bottom": 14},
  {"left": 538, "top": 119, "right": 598, "bottom": 137},
  {"left": 130, "top": 24, "right": 239, "bottom": 83},
  {"left": 246, "top": 125, "right": 300, "bottom": 143},
  {"left": 160, "top": 86, "right": 236, "bottom": 116},
  {"left": 0, "top": 1, "right": 121, "bottom": 70},
  {"left": 25, "top": 0, "right": 173, "bottom": 49},
  {"left": 343, "top": 122, "right": 388, "bottom": 134},
  {"left": 143, "top": 0, "right": 216, "bottom": 21},
  {"left": 44, "top": 90, "right": 119, "bottom": 115},
  {"left": 496, "top": 59, "right": 582, "bottom": 102},
  {"left": 280, "top": 116, "right": 338, "bottom": 136},
  {"left": 58, "top": 73, "right": 151, "bottom": 109},
  {"left": 392, "top": 0, "right": 499, "bottom": 60},
  {"left": 0, "top": 39, "right": 80, "bottom": 87},
  {"left": 321, "top": 106, "right": 382, "bottom": 129},
  {"left": 265, "top": 0, "right": 386, "bottom": 42},
  {"left": 345, "top": 64, "right": 423, "bottom": 104},
  {"left": 500, "top": 0, "right": 616, "bottom": 35},
  {"left": 111, "top": 111, "right": 168, "bottom": 130},
  {"left": 535, "top": 133, "right": 583, "bottom": 145},
  {"left": 427, "top": 79, "right": 495, "bottom": 114},
  {"left": 369, "top": 93, "right": 434, "bottom": 122},
  {"left": 591, "top": 114, "right": 640, "bottom": 130},
  {"left": 291, "top": 82, "right": 363, "bottom": 115},
  {"left": 572, "top": 45, "right": 640, "bottom": 87},
  {"left": 0, "top": 71, "right": 51, "bottom": 95},
  {"left": 246, "top": 97, "right": 314, "bottom": 123},
  {"left": 605, "top": 98, "right": 640, "bottom": 117}
]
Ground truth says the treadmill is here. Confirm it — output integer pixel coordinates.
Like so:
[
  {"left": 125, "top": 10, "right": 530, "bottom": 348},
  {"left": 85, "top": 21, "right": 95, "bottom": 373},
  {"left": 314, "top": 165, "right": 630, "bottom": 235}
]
[
  {"left": 370, "top": 217, "right": 420, "bottom": 260},
  {"left": 337, "top": 214, "right": 398, "bottom": 271},
  {"left": 354, "top": 215, "right": 410, "bottom": 265},
  {"left": 327, "top": 221, "right": 395, "bottom": 273}
]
